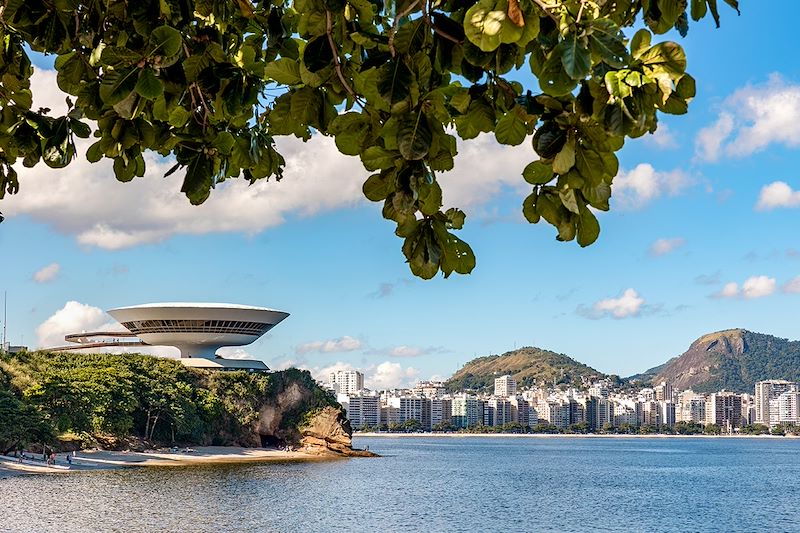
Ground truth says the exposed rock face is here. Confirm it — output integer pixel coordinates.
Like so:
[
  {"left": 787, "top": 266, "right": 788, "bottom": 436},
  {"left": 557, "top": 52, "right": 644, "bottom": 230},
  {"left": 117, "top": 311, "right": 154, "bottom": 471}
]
[
  {"left": 300, "top": 406, "right": 376, "bottom": 457},
  {"left": 645, "top": 329, "right": 800, "bottom": 393}
]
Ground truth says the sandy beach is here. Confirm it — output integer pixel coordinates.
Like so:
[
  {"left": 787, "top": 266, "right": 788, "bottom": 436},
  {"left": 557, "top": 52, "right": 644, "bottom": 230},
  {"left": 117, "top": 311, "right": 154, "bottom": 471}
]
[
  {"left": 0, "top": 446, "right": 329, "bottom": 477},
  {"left": 355, "top": 432, "right": 798, "bottom": 439}
]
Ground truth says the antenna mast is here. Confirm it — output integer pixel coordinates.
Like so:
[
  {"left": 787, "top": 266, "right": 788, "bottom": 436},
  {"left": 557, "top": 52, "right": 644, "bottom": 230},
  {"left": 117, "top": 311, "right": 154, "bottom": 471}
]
[{"left": 2, "top": 291, "right": 6, "bottom": 353}]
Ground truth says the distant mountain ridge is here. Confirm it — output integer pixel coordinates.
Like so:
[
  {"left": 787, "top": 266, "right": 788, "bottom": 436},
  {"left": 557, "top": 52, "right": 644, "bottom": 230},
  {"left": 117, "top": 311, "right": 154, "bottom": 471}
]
[
  {"left": 637, "top": 329, "right": 800, "bottom": 393},
  {"left": 446, "top": 347, "right": 607, "bottom": 392}
]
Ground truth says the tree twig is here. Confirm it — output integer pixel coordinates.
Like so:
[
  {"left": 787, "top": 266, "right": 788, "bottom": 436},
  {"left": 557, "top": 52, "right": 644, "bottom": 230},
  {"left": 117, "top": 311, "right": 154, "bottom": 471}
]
[
  {"left": 388, "top": 0, "right": 421, "bottom": 57},
  {"left": 532, "top": 0, "right": 560, "bottom": 23},
  {"left": 325, "top": 10, "right": 359, "bottom": 101}
]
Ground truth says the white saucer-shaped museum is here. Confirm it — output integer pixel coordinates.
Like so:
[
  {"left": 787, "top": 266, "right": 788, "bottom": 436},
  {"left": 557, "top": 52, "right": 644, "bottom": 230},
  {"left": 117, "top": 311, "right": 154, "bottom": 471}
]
[{"left": 107, "top": 302, "right": 290, "bottom": 359}]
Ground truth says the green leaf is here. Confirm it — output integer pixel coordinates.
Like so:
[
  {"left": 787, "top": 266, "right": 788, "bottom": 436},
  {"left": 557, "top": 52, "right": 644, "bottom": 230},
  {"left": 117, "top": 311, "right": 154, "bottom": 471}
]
[
  {"left": 522, "top": 192, "right": 540, "bottom": 223},
  {"left": 630, "top": 29, "right": 652, "bottom": 59},
  {"left": 494, "top": 107, "right": 527, "bottom": 146},
  {"left": 330, "top": 112, "right": 372, "bottom": 156},
  {"left": 676, "top": 74, "right": 696, "bottom": 99},
  {"left": 265, "top": 59, "right": 302, "bottom": 85},
  {"left": 99, "top": 67, "right": 139, "bottom": 106},
  {"left": 533, "top": 121, "right": 567, "bottom": 159},
  {"left": 559, "top": 34, "right": 592, "bottom": 80},
  {"left": 149, "top": 25, "right": 183, "bottom": 57},
  {"left": 445, "top": 208, "right": 466, "bottom": 229},
  {"left": 553, "top": 135, "right": 575, "bottom": 174},
  {"left": 464, "top": 0, "right": 522, "bottom": 52},
  {"left": 363, "top": 172, "right": 394, "bottom": 201},
  {"left": 397, "top": 112, "right": 433, "bottom": 160},
  {"left": 584, "top": 182, "right": 611, "bottom": 211},
  {"left": 134, "top": 68, "right": 164, "bottom": 100},
  {"left": 639, "top": 42, "right": 687, "bottom": 76},
  {"left": 523, "top": 160, "right": 554, "bottom": 185},
  {"left": 577, "top": 204, "right": 600, "bottom": 247},
  {"left": 588, "top": 20, "right": 628, "bottom": 69},
  {"left": 361, "top": 146, "right": 398, "bottom": 171},
  {"left": 559, "top": 188, "right": 580, "bottom": 214},
  {"left": 690, "top": 0, "right": 707, "bottom": 20},
  {"left": 575, "top": 147, "right": 604, "bottom": 186}
]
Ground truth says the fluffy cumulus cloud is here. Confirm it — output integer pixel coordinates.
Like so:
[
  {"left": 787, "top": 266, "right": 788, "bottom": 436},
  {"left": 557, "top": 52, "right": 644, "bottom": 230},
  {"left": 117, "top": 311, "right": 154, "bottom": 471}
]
[
  {"left": 648, "top": 237, "right": 686, "bottom": 256},
  {"left": 5, "top": 70, "right": 533, "bottom": 250},
  {"left": 643, "top": 123, "right": 678, "bottom": 149},
  {"left": 579, "top": 288, "right": 645, "bottom": 319},
  {"left": 35, "top": 301, "right": 120, "bottom": 348},
  {"left": 295, "top": 335, "right": 363, "bottom": 355},
  {"left": 32, "top": 262, "right": 61, "bottom": 283},
  {"left": 695, "top": 75, "right": 800, "bottom": 162},
  {"left": 713, "top": 276, "right": 776, "bottom": 299},
  {"left": 756, "top": 181, "right": 800, "bottom": 210},
  {"left": 613, "top": 164, "right": 692, "bottom": 210}
]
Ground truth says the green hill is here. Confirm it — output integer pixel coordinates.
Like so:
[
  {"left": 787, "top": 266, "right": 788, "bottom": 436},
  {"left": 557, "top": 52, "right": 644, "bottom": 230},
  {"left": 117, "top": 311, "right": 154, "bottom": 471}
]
[
  {"left": 640, "top": 329, "right": 800, "bottom": 393},
  {"left": 447, "top": 347, "right": 607, "bottom": 392},
  {"left": 0, "top": 351, "right": 340, "bottom": 454}
]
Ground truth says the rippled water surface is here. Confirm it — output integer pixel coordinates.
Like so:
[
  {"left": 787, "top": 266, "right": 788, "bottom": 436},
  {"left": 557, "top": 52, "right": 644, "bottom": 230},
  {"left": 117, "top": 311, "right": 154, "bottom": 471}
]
[{"left": 2, "top": 437, "right": 799, "bottom": 532}]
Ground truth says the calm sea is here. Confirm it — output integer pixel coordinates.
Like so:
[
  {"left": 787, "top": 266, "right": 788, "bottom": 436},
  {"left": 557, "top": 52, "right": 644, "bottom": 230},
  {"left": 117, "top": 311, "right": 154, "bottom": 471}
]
[{"left": 1, "top": 436, "right": 799, "bottom": 532}]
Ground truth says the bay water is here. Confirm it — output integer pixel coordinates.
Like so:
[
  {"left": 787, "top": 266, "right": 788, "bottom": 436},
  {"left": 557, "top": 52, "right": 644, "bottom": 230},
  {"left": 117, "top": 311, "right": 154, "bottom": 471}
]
[{"left": 1, "top": 436, "right": 798, "bottom": 532}]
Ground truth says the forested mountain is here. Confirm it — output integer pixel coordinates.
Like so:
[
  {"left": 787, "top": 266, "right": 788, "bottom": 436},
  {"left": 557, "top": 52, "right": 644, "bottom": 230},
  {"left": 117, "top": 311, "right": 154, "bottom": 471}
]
[
  {"left": 0, "top": 351, "right": 339, "bottom": 454},
  {"left": 639, "top": 329, "right": 800, "bottom": 393},
  {"left": 447, "top": 347, "right": 607, "bottom": 392}
]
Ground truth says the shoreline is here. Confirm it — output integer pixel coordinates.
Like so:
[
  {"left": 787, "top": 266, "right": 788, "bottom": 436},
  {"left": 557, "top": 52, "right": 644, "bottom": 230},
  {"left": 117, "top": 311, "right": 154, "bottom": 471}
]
[
  {"left": 355, "top": 432, "right": 798, "bottom": 439},
  {"left": 0, "top": 446, "right": 336, "bottom": 477}
]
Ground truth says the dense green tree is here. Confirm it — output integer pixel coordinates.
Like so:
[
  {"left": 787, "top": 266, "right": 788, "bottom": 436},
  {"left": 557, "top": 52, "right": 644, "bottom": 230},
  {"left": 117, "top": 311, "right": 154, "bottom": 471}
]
[
  {"left": 0, "top": 0, "right": 738, "bottom": 277},
  {"left": 0, "top": 390, "right": 54, "bottom": 455}
]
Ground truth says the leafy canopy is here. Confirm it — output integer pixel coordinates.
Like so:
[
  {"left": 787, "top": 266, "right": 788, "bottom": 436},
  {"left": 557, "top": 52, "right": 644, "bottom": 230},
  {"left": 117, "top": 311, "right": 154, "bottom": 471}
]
[{"left": 0, "top": 0, "right": 738, "bottom": 278}]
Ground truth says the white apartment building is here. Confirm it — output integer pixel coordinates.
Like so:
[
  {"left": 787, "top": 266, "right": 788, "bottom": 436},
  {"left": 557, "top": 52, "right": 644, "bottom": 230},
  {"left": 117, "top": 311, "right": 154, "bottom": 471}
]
[
  {"left": 494, "top": 375, "right": 518, "bottom": 397},
  {"left": 328, "top": 370, "right": 364, "bottom": 395},
  {"left": 430, "top": 397, "right": 452, "bottom": 428},
  {"left": 659, "top": 401, "right": 676, "bottom": 427},
  {"left": 485, "top": 398, "right": 513, "bottom": 427},
  {"left": 509, "top": 395, "right": 530, "bottom": 426},
  {"left": 755, "top": 380, "right": 798, "bottom": 426},
  {"left": 451, "top": 394, "right": 483, "bottom": 428},
  {"left": 778, "top": 391, "right": 800, "bottom": 425},
  {"left": 654, "top": 382, "right": 673, "bottom": 402},
  {"left": 677, "top": 391, "right": 706, "bottom": 424},
  {"left": 613, "top": 399, "right": 639, "bottom": 427},
  {"left": 387, "top": 396, "right": 424, "bottom": 425},
  {"left": 338, "top": 393, "right": 381, "bottom": 430}
]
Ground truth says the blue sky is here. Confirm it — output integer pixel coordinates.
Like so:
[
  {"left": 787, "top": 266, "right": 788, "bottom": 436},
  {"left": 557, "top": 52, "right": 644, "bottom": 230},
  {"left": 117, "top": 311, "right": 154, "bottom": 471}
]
[{"left": 2, "top": 3, "right": 800, "bottom": 387}]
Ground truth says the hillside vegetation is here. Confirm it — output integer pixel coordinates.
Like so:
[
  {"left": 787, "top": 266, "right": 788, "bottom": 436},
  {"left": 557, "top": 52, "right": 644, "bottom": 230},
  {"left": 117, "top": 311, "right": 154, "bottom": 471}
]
[
  {"left": 0, "top": 351, "right": 339, "bottom": 454},
  {"left": 447, "top": 347, "right": 607, "bottom": 392},
  {"left": 643, "top": 329, "right": 800, "bottom": 393}
]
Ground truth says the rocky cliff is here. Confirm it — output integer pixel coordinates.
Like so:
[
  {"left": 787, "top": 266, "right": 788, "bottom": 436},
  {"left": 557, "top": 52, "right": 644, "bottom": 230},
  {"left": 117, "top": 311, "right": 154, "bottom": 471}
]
[{"left": 642, "top": 329, "right": 800, "bottom": 393}]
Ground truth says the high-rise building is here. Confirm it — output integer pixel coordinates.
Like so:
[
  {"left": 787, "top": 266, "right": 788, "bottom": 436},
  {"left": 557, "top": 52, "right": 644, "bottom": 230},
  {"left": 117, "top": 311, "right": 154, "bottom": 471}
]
[
  {"left": 755, "top": 380, "right": 798, "bottom": 426},
  {"left": 677, "top": 390, "right": 707, "bottom": 424},
  {"left": 486, "top": 398, "right": 513, "bottom": 427},
  {"left": 654, "top": 381, "right": 673, "bottom": 402},
  {"left": 508, "top": 395, "right": 530, "bottom": 426},
  {"left": 494, "top": 375, "right": 517, "bottom": 397},
  {"left": 387, "top": 396, "right": 424, "bottom": 425},
  {"left": 429, "top": 397, "right": 452, "bottom": 429},
  {"left": 659, "top": 401, "right": 676, "bottom": 427},
  {"left": 338, "top": 392, "right": 381, "bottom": 430},
  {"left": 451, "top": 394, "right": 484, "bottom": 428},
  {"left": 777, "top": 391, "right": 800, "bottom": 425},
  {"left": 328, "top": 370, "right": 364, "bottom": 395},
  {"left": 707, "top": 392, "right": 742, "bottom": 430}
]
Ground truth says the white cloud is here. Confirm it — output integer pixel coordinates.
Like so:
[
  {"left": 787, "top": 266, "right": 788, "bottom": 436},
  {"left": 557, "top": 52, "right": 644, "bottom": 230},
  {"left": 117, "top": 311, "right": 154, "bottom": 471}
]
[
  {"left": 368, "top": 361, "right": 420, "bottom": 389},
  {"left": 649, "top": 237, "right": 686, "bottom": 256},
  {"left": 295, "top": 335, "right": 363, "bottom": 355},
  {"left": 388, "top": 345, "right": 423, "bottom": 357},
  {"left": 581, "top": 288, "right": 645, "bottom": 319},
  {"left": 742, "top": 275, "right": 776, "bottom": 299},
  {"left": 756, "top": 181, "right": 800, "bottom": 210},
  {"left": 643, "top": 123, "right": 678, "bottom": 149},
  {"left": 784, "top": 276, "right": 800, "bottom": 294},
  {"left": 36, "top": 301, "right": 120, "bottom": 348},
  {"left": 613, "top": 164, "right": 691, "bottom": 210},
  {"left": 694, "top": 113, "right": 734, "bottom": 162},
  {"left": 32, "top": 262, "right": 61, "bottom": 283},
  {"left": 4, "top": 70, "right": 533, "bottom": 250},
  {"left": 695, "top": 75, "right": 800, "bottom": 161},
  {"left": 217, "top": 347, "right": 256, "bottom": 360},
  {"left": 713, "top": 276, "right": 776, "bottom": 299}
]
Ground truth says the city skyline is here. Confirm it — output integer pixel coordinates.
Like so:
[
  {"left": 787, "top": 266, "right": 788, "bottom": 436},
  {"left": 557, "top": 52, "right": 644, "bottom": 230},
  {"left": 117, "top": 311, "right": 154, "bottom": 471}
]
[{"left": 3, "top": 3, "right": 800, "bottom": 388}]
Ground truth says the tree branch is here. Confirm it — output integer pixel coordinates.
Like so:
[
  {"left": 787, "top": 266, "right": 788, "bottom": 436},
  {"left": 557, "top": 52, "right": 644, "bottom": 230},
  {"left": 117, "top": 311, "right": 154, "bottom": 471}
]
[
  {"left": 532, "top": 0, "right": 560, "bottom": 23},
  {"left": 325, "top": 10, "right": 359, "bottom": 101},
  {"left": 388, "top": 0, "right": 421, "bottom": 57}
]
